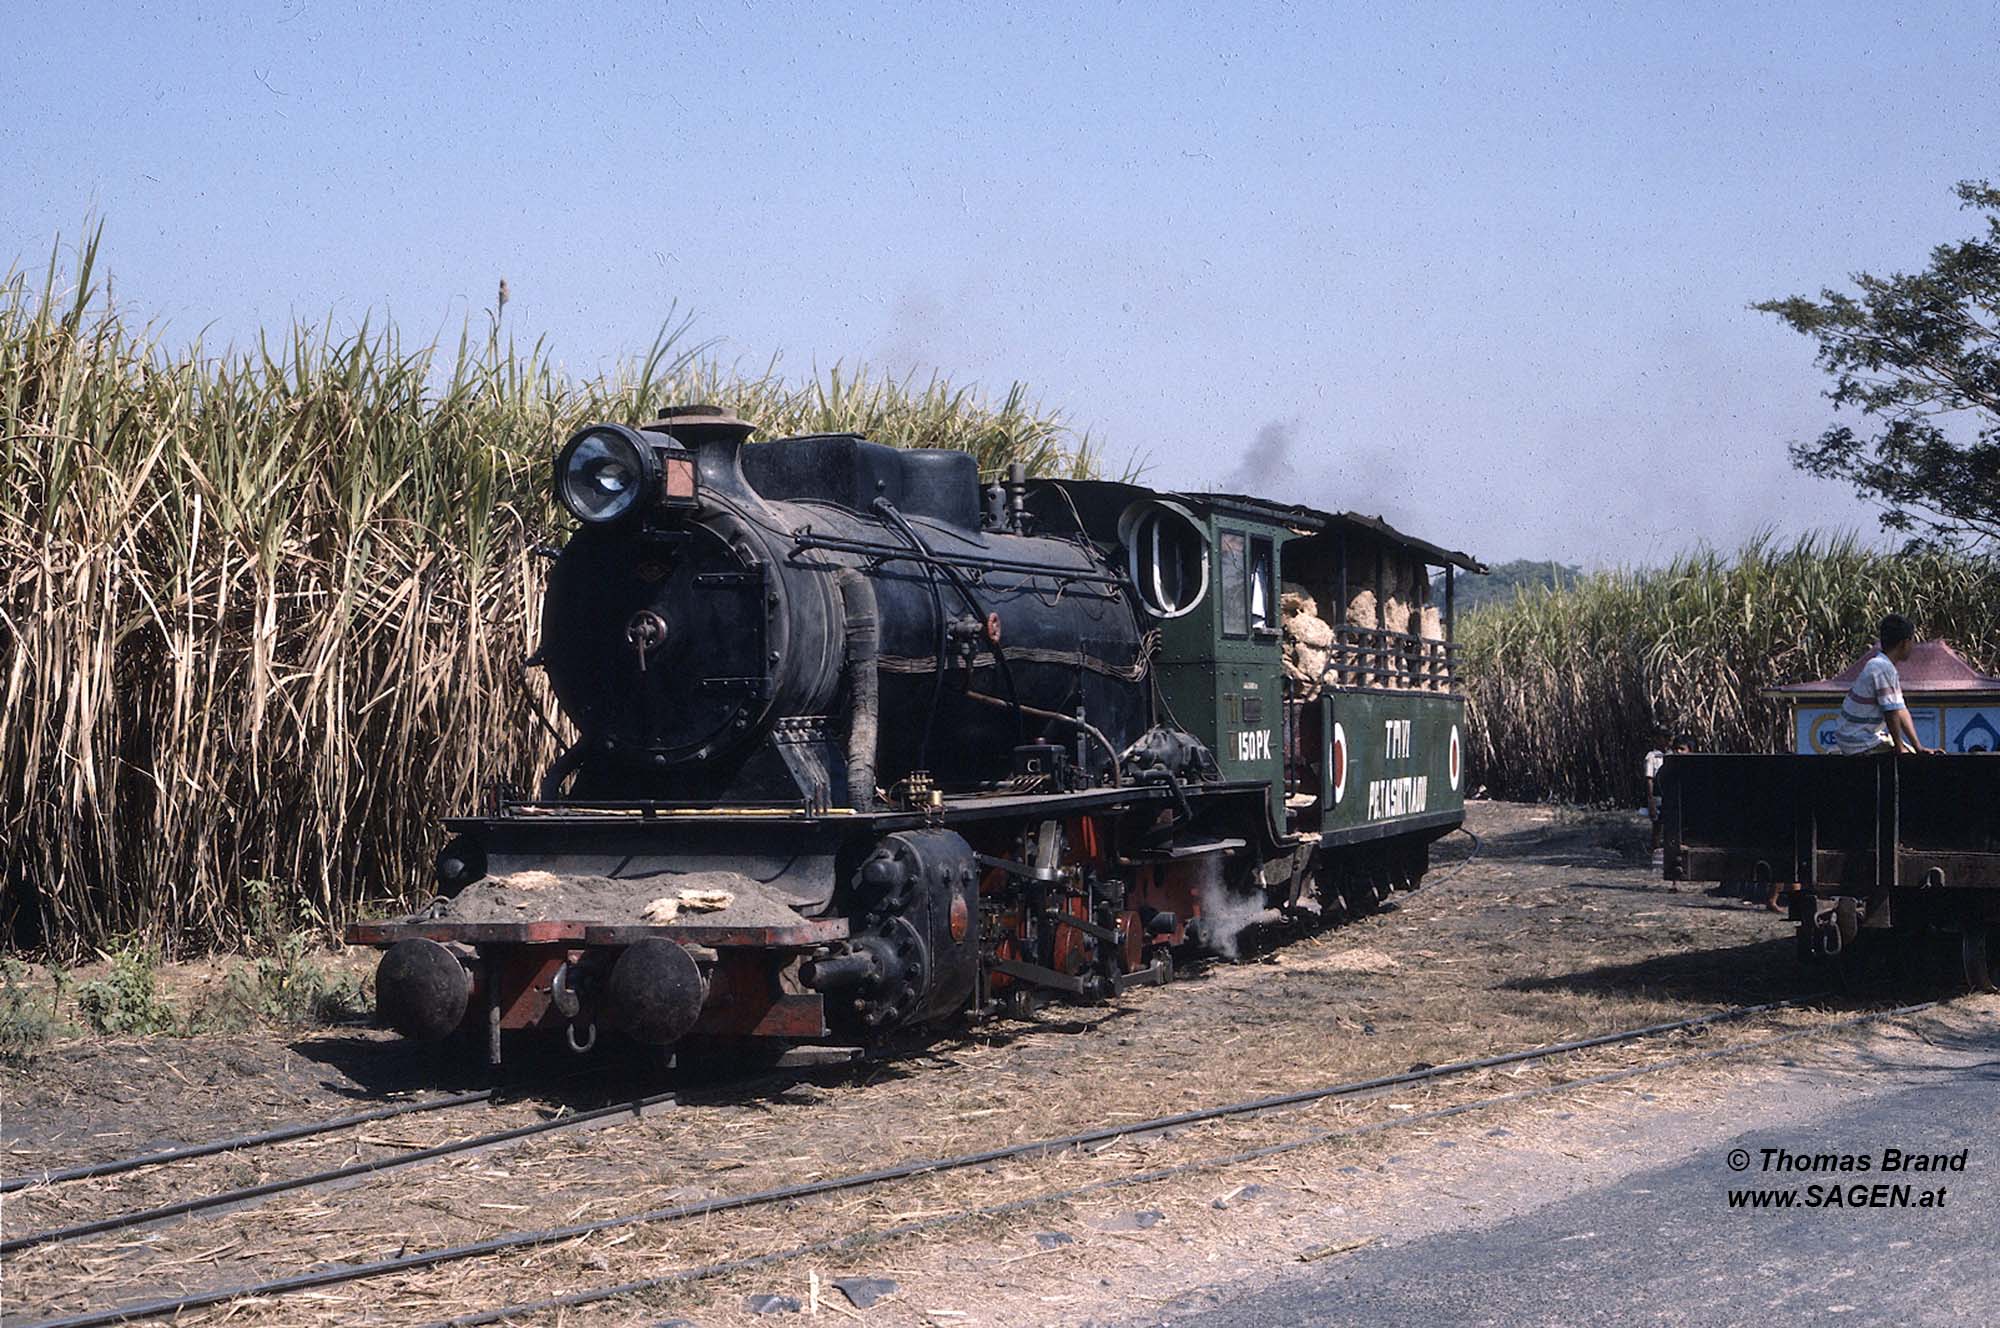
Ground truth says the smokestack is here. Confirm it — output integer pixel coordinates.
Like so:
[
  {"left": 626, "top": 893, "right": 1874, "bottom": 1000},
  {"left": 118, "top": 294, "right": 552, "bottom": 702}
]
[{"left": 641, "top": 404, "right": 756, "bottom": 495}]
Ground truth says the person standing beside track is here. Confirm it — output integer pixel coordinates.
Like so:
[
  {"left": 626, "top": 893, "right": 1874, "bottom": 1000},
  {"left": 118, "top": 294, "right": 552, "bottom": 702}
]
[
  {"left": 1645, "top": 732, "right": 1693, "bottom": 855},
  {"left": 1829, "top": 613, "right": 1939, "bottom": 756}
]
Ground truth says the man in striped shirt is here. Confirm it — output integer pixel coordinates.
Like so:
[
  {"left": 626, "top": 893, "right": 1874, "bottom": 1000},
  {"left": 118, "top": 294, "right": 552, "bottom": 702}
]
[{"left": 1829, "top": 614, "right": 1937, "bottom": 755}]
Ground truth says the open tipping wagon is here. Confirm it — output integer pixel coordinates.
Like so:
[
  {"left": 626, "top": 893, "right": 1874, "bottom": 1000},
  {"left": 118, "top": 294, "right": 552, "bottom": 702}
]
[{"left": 1661, "top": 752, "right": 2000, "bottom": 989}]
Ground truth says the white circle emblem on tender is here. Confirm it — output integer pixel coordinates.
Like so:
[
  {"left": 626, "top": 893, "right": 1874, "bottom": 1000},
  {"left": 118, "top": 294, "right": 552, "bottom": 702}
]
[{"left": 1332, "top": 722, "right": 1349, "bottom": 805}]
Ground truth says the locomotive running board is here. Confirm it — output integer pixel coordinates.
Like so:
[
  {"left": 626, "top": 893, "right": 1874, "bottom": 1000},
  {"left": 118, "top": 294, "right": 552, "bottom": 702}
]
[
  {"left": 345, "top": 917, "right": 849, "bottom": 949},
  {"left": 1122, "top": 836, "right": 1247, "bottom": 861}
]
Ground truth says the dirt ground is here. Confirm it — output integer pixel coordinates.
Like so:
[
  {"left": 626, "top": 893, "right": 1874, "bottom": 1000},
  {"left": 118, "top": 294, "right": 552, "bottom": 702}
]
[{"left": 0, "top": 800, "right": 1966, "bottom": 1326}]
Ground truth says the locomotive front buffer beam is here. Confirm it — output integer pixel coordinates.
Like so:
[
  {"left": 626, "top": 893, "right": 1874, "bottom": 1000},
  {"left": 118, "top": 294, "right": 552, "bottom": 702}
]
[{"left": 352, "top": 917, "right": 847, "bottom": 1066}]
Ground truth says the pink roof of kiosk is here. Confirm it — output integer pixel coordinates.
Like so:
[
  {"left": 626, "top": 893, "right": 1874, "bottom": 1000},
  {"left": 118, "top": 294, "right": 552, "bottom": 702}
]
[{"left": 1765, "top": 640, "right": 2000, "bottom": 698}]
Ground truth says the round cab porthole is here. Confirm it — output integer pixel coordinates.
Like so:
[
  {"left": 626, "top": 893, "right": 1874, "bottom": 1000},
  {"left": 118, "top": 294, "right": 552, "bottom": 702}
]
[{"left": 1118, "top": 499, "right": 1210, "bottom": 620}]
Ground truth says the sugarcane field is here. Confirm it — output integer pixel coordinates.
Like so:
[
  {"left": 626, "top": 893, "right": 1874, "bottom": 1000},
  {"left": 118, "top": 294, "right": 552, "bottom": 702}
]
[{"left": 4, "top": 7, "right": 1999, "bottom": 1328}]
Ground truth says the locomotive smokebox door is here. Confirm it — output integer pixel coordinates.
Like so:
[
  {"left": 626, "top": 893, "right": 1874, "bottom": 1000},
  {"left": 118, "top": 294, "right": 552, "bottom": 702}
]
[{"left": 541, "top": 524, "right": 773, "bottom": 782}]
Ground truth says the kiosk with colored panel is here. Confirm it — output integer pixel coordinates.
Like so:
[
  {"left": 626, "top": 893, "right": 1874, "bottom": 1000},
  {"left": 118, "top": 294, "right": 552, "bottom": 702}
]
[{"left": 1765, "top": 640, "right": 2000, "bottom": 754}]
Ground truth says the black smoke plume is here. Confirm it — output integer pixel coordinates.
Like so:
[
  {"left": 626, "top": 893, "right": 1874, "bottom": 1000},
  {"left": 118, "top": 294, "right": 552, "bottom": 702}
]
[{"left": 1222, "top": 421, "right": 1296, "bottom": 493}]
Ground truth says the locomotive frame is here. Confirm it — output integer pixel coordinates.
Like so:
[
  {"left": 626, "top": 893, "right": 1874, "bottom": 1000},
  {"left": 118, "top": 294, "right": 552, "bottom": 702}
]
[{"left": 347, "top": 408, "right": 1484, "bottom": 1064}]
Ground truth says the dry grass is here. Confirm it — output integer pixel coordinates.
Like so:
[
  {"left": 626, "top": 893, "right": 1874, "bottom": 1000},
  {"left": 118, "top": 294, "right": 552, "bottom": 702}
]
[
  {"left": 1, "top": 230, "right": 1102, "bottom": 957},
  {"left": 1457, "top": 534, "right": 2000, "bottom": 804}
]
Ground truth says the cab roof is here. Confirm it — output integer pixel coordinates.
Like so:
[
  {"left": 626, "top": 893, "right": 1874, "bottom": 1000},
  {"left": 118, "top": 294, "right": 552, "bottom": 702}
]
[
  {"left": 1190, "top": 491, "right": 1487, "bottom": 574},
  {"left": 1032, "top": 478, "right": 1486, "bottom": 574}
]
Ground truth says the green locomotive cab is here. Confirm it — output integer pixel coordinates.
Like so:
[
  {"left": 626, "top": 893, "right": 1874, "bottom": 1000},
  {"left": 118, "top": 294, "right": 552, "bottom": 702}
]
[
  {"left": 1151, "top": 496, "right": 1478, "bottom": 881},
  {"left": 1038, "top": 482, "right": 1483, "bottom": 912}
]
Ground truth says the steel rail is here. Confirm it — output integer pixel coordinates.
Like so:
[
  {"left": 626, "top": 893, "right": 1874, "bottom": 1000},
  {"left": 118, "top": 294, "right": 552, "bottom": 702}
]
[
  {"left": 0, "top": 1089, "right": 677, "bottom": 1255},
  {"left": 0, "top": 1089, "right": 497, "bottom": 1195},
  {"left": 419, "top": 999, "right": 1943, "bottom": 1328},
  {"left": 11, "top": 996, "right": 1839, "bottom": 1328}
]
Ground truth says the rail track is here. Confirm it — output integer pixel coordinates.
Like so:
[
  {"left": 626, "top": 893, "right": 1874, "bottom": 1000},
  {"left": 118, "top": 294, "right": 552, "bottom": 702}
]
[
  {"left": 4, "top": 812, "right": 1491, "bottom": 1261},
  {"left": 421, "top": 997, "right": 1943, "bottom": 1328},
  {"left": 5, "top": 995, "right": 1939, "bottom": 1328},
  {"left": 0, "top": 1089, "right": 499, "bottom": 1195},
  {"left": 0, "top": 1088, "right": 677, "bottom": 1254},
  {"left": 2, "top": 1050, "right": 886, "bottom": 1252}
]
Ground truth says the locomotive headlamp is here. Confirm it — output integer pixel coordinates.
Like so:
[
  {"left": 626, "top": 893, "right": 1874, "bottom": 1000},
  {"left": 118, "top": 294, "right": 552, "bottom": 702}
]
[{"left": 554, "top": 424, "right": 659, "bottom": 525}]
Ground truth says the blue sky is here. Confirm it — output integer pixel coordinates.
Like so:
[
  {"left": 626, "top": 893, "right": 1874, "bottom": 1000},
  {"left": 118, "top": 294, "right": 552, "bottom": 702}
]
[{"left": 5, "top": 1, "right": 1996, "bottom": 565}]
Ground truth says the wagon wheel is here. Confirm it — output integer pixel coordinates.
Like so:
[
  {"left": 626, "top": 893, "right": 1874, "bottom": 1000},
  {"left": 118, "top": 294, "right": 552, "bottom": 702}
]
[
  {"left": 1886, "top": 926, "right": 1926, "bottom": 995},
  {"left": 1961, "top": 928, "right": 1996, "bottom": 994},
  {"left": 1830, "top": 935, "right": 1869, "bottom": 995},
  {"left": 1340, "top": 873, "right": 1383, "bottom": 917}
]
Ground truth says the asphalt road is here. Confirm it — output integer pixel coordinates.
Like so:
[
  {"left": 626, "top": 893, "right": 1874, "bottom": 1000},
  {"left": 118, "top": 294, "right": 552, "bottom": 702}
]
[{"left": 1144, "top": 1036, "right": 1999, "bottom": 1328}]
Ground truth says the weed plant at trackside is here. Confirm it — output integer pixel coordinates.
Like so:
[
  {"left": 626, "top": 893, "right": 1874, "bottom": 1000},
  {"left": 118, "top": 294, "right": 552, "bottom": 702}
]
[
  {"left": 0, "top": 935, "right": 367, "bottom": 1049},
  {"left": 1456, "top": 535, "right": 2000, "bottom": 807},
  {"left": 1, "top": 229, "right": 1105, "bottom": 958},
  {"left": 0, "top": 956, "right": 71, "bottom": 1058},
  {"left": 71, "top": 943, "right": 180, "bottom": 1035}
]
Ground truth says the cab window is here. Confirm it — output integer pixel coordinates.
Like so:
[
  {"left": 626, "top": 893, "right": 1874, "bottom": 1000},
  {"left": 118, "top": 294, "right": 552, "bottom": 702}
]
[
  {"left": 1249, "top": 536, "right": 1275, "bottom": 634},
  {"left": 1219, "top": 530, "right": 1247, "bottom": 637}
]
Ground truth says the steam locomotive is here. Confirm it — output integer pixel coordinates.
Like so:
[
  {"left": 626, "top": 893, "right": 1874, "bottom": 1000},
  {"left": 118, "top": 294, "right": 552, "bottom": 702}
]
[{"left": 347, "top": 407, "right": 1483, "bottom": 1063}]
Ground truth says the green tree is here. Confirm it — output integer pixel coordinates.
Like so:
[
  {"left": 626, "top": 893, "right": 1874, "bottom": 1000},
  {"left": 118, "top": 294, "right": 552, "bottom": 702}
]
[{"left": 1757, "top": 180, "right": 2000, "bottom": 549}]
